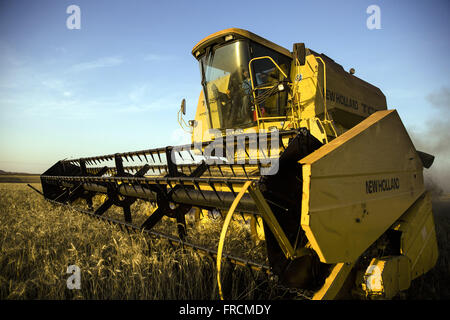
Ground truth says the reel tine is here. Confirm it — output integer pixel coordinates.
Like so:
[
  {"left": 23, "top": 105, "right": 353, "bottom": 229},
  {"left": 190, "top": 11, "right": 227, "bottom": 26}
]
[
  {"left": 157, "top": 151, "right": 162, "bottom": 163},
  {"left": 241, "top": 164, "right": 248, "bottom": 178},
  {"left": 166, "top": 179, "right": 173, "bottom": 192},
  {"left": 228, "top": 164, "right": 235, "bottom": 177},
  {"left": 194, "top": 181, "right": 206, "bottom": 201},
  {"left": 217, "top": 164, "right": 224, "bottom": 177},
  {"left": 179, "top": 180, "right": 191, "bottom": 200},
  {"left": 226, "top": 181, "right": 237, "bottom": 197},
  {"left": 188, "top": 150, "right": 195, "bottom": 161},
  {"left": 208, "top": 181, "right": 222, "bottom": 203}
]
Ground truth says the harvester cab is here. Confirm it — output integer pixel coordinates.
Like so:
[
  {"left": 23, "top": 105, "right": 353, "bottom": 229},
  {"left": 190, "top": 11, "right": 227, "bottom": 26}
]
[
  {"left": 37, "top": 28, "right": 438, "bottom": 300},
  {"left": 189, "top": 28, "right": 388, "bottom": 146}
]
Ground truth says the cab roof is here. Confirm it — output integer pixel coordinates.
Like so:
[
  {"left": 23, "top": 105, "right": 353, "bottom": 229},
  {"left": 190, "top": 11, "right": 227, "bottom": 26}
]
[{"left": 191, "top": 28, "right": 292, "bottom": 59}]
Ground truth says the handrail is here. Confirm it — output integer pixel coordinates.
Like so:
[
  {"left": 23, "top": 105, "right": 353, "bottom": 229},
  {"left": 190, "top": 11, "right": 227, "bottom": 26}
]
[
  {"left": 248, "top": 56, "right": 290, "bottom": 129},
  {"left": 298, "top": 55, "right": 337, "bottom": 141},
  {"left": 314, "top": 56, "right": 330, "bottom": 122}
]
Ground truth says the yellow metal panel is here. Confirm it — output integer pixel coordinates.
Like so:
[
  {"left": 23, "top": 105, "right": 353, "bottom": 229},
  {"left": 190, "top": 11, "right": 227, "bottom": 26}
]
[
  {"left": 300, "top": 110, "right": 425, "bottom": 263},
  {"left": 312, "top": 262, "right": 354, "bottom": 300},
  {"left": 363, "top": 256, "right": 411, "bottom": 299},
  {"left": 248, "top": 184, "right": 297, "bottom": 260},
  {"left": 318, "top": 52, "right": 387, "bottom": 121},
  {"left": 297, "top": 54, "right": 320, "bottom": 120},
  {"left": 391, "top": 192, "right": 439, "bottom": 279}
]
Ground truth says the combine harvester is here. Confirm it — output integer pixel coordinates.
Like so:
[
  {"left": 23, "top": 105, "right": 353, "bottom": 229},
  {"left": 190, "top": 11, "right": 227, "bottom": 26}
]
[{"left": 36, "top": 28, "right": 439, "bottom": 300}]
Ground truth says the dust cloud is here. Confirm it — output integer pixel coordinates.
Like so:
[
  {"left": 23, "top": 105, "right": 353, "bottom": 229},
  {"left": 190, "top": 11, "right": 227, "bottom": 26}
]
[{"left": 408, "top": 87, "right": 450, "bottom": 195}]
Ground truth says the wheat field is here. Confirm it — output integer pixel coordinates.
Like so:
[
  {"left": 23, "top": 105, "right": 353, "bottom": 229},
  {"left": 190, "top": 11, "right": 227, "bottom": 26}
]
[
  {"left": 0, "top": 183, "right": 277, "bottom": 300},
  {"left": 0, "top": 183, "right": 448, "bottom": 300}
]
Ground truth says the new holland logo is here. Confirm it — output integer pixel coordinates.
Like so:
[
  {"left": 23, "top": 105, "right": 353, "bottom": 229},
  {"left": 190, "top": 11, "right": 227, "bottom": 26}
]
[{"left": 365, "top": 178, "right": 400, "bottom": 194}]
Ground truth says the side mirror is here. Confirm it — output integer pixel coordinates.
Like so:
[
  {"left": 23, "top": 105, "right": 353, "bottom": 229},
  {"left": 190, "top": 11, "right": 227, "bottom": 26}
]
[
  {"left": 293, "top": 43, "right": 306, "bottom": 66},
  {"left": 180, "top": 98, "right": 186, "bottom": 115}
]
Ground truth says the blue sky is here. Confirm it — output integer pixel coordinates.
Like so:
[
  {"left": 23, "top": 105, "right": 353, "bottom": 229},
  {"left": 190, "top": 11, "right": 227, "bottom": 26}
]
[{"left": 0, "top": 0, "right": 449, "bottom": 183}]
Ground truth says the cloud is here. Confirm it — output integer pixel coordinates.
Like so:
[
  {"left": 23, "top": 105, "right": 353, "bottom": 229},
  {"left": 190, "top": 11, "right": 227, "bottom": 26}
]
[
  {"left": 0, "top": 41, "right": 24, "bottom": 68},
  {"left": 53, "top": 46, "right": 68, "bottom": 54},
  {"left": 143, "top": 53, "right": 175, "bottom": 62},
  {"left": 426, "top": 87, "right": 450, "bottom": 111},
  {"left": 120, "top": 82, "right": 186, "bottom": 113},
  {"left": 170, "top": 127, "right": 192, "bottom": 145},
  {"left": 408, "top": 87, "right": 450, "bottom": 193},
  {"left": 421, "top": 87, "right": 450, "bottom": 154},
  {"left": 0, "top": 42, "right": 28, "bottom": 89},
  {"left": 115, "top": 98, "right": 173, "bottom": 114},
  {"left": 41, "top": 79, "right": 65, "bottom": 90},
  {"left": 70, "top": 56, "right": 123, "bottom": 72},
  {"left": 128, "top": 83, "right": 151, "bottom": 103},
  {"left": 40, "top": 78, "right": 74, "bottom": 98}
]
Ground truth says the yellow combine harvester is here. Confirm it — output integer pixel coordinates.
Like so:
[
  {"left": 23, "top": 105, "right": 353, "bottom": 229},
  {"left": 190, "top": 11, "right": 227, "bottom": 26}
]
[{"left": 38, "top": 28, "right": 438, "bottom": 300}]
